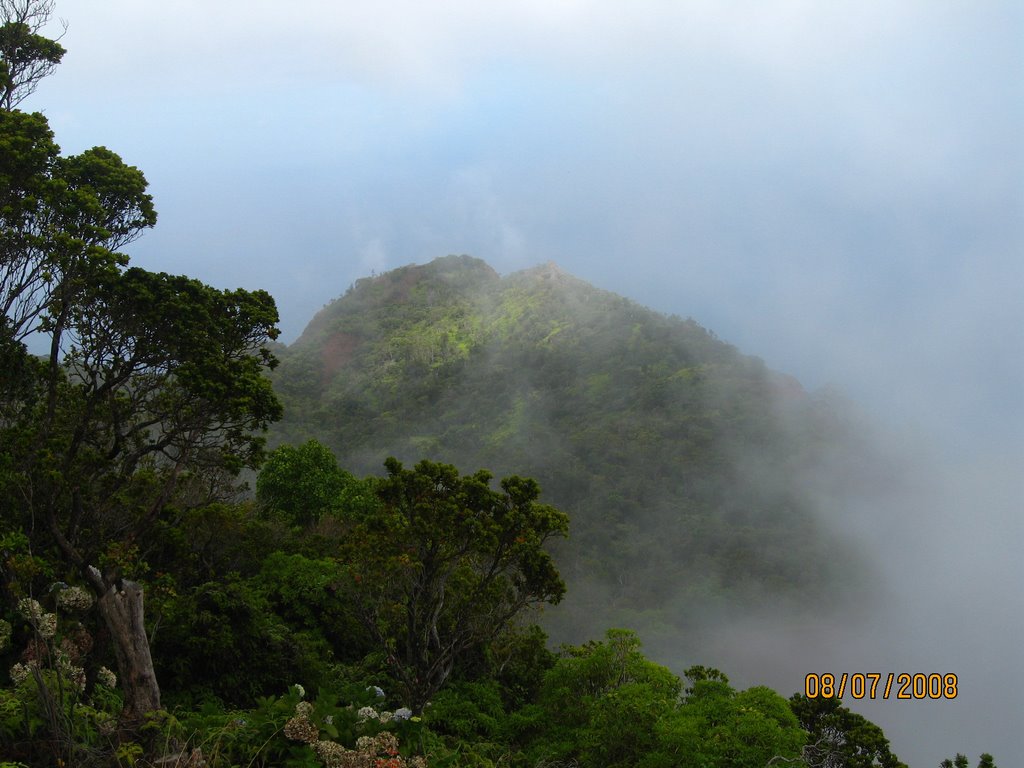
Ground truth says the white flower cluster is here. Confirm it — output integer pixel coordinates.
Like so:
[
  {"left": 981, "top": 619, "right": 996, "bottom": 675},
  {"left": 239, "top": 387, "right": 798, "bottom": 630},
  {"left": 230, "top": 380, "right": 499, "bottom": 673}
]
[
  {"left": 17, "top": 597, "right": 42, "bottom": 621},
  {"left": 9, "top": 658, "right": 86, "bottom": 690},
  {"left": 0, "top": 619, "right": 11, "bottom": 652},
  {"left": 10, "top": 662, "right": 32, "bottom": 685},
  {"left": 310, "top": 739, "right": 349, "bottom": 768},
  {"left": 294, "top": 683, "right": 306, "bottom": 699},
  {"left": 357, "top": 705, "right": 380, "bottom": 722},
  {"left": 97, "top": 666, "right": 117, "bottom": 688},
  {"left": 55, "top": 651, "right": 86, "bottom": 691},
  {"left": 357, "top": 704, "right": 412, "bottom": 724},
  {"left": 284, "top": 712, "right": 319, "bottom": 743},
  {"left": 56, "top": 585, "right": 94, "bottom": 613},
  {"left": 310, "top": 726, "right": 427, "bottom": 768},
  {"left": 17, "top": 598, "right": 57, "bottom": 639},
  {"left": 355, "top": 734, "right": 381, "bottom": 752},
  {"left": 284, "top": 700, "right": 319, "bottom": 743},
  {"left": 37, "top": 612, "right": 57, "bottom": 639},
  {"left": 64, "top": 664, "right": 86, "bottom": 691}
]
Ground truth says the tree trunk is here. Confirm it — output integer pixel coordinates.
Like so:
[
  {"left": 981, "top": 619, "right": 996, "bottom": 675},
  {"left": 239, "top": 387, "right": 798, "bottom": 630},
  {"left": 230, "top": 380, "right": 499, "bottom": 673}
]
[
  {"left": 50, "top": 526, "right": 162, "bottom": 724},
  {"left": 95, "top": 578, "right": 161, "bottom": 722}
]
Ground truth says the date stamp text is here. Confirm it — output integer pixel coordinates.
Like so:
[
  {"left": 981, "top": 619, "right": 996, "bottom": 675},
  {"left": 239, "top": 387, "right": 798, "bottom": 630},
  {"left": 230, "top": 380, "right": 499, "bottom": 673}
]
[{"left": 804, "top": 673, "right": 958, "bottom": 700}]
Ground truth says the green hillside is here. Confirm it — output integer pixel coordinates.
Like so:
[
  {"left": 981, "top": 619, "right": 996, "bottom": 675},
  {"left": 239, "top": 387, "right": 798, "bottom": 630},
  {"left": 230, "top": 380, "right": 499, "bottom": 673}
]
[{"left": 271, "top": 255, "right": 866, "bottom": 645}]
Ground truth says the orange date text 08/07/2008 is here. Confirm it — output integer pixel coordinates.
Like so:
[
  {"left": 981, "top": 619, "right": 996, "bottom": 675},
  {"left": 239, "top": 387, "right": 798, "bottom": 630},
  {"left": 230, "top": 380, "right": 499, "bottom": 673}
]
[{"left": 803, "top": 673, "right": 958, "bottom": 700}]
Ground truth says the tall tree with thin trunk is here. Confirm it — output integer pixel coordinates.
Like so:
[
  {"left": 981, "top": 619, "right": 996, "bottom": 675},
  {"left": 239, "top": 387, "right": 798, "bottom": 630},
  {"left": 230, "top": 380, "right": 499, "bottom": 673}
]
[{"left": 1, "top": 0, "right": 282, "bottom": 724}]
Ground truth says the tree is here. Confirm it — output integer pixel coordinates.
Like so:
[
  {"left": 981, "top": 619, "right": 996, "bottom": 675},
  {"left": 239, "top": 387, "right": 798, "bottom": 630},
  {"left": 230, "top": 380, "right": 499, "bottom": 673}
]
[
  {"left": 0, "top": 0, "right": 65, "bottom": 110},
  {"left": 4, "top": 270, "right": 282, "bottom": 723},
  {"left": 789, "top": 694, "right": 907, "bottom": 768},
  {"left": 941, "top": 755, "right": 997, "bottom": 768},
  {"left": 521, "top": 631, "right": 804, "bottom": 768},
  {"left": 531, "top": 628, "right": 682, "bottom": 767},
  {"left": 1, "top": 1, "right": 282, "bottom": 724},
  {"left": 672, "top": 682, "right": 805, "bottom": 768},
  {"left": 256, "top": 438, "right": 354, "bottom": 526},
  {"left": 342, "top": 457, "right": 568, "bottom": 712}
]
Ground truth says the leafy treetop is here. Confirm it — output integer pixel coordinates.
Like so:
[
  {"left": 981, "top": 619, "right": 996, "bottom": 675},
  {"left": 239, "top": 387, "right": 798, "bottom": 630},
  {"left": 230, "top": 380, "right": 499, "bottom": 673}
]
[{"left": 340, "top": 457, "right": 569, "bottom": 713}]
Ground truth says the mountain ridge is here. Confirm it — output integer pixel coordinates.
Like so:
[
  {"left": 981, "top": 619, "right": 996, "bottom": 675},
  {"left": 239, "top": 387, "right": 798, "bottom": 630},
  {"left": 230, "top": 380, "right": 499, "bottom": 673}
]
[{"left": 269, "top": 255, "right": 866, "bottom": 650}]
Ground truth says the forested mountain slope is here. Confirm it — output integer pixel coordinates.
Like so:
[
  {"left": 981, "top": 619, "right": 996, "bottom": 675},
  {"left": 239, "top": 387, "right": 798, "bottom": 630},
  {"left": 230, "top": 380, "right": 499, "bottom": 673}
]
[{"left": 270, "top": 255, "right": 868, "bottom": 644}]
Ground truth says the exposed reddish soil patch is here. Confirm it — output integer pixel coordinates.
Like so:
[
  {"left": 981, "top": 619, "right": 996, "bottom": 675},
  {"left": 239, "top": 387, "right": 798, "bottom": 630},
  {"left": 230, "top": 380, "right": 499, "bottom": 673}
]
[{"left": 320, "top": 332, "right": 359, "bottom": 383}]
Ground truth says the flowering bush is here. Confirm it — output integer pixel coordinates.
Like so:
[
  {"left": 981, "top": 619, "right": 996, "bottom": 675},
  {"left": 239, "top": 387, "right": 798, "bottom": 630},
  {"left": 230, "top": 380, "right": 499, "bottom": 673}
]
[
  {"left": 8, "top": 654, "right": 86, "bottom": 693},
  {"left": 16, "top": 598, "right": 42, "bottom": 622},
  {"left": 0, "top": 663, "right": 129, "bottom": 767},
  {"left": 284, "top": 711, "right": 320, "bottom": 743},
  {"left": 281, "top": 694, "right": 428, "bottom": 768},
  {"left": 306, "top": 729, "right": 426, "bottom": 768},
  {"left": 36, "top": 613, "right": 57, "bottom": 640},
  {"left": 96, "top": 666, "right": 117, "bottom": 688},
  {"left": 15, "top": 598, "right": 58, "bottom": 640},
  {"left": 163, "top": 683, "right": 429, "bottom": 768},
  {"left": 358, "top": 706, "right": 381, "bottom": 722},
  {"left": 9, "top": 662, "right": 31, "bottom": 685},
  {"left": 54, "top": 651, "right": 86, "bottom": 692},
  {"left": 55, "top": 585, "right": 94, "bottom": 613}
]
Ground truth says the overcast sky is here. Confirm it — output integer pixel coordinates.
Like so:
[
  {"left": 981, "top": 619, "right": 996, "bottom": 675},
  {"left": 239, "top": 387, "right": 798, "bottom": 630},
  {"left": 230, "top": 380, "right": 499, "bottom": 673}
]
[{"left": 28, "top": 1, "right": 1022, "bottom": 763}]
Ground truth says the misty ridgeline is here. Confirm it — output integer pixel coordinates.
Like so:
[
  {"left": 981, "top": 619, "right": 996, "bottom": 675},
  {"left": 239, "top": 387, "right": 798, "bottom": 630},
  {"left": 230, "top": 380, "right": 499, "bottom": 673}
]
[{"left": 270, "top": 255, "right": 888, "bottom": 653}]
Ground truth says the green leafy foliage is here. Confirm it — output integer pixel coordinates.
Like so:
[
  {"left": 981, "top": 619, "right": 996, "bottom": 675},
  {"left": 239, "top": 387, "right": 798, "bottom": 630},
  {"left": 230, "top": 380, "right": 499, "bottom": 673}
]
[
  {"left": 663, "top": 682, "right": 805, "bottom": 768},
  {"left": 0, "top": 602, "right": 127, "bottom": 767},
  {"left": 257, "top": 439, "right": 356, "bottom": 525},
  {"left": 942, "top": 755, "right": 998, "bottom": 768},
  {"left": 154, "top": 577, "right": 300, "bottom": 705},
  {"left": 790, "top": 693, "right": 908, "bottom": 768},
  {"left": 256, "top": 551, "right": 370, "bottom": 664},
  {"left": 339, "top": 457, "right": 568, "bottom": 713},
  {"left": 0, "top": 0, "right": 65, "bottom": 110},
  {"left": 507, "top": 629, "right": 805, "bottom": 768},
  {"left": 426, "top": 680, "right": 506, "bottom": 742}
]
